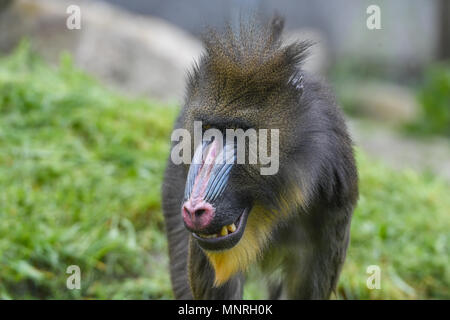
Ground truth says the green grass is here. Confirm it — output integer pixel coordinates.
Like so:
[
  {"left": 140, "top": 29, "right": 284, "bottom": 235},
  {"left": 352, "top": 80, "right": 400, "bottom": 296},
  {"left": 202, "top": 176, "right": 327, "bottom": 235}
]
[
  {"left": 409, "top": 63, "right": 450, "bottom": 137},
  {"left": 332, "top": 59, "right": 450, "bottom": 138},
  {"left": 0, "top": 42, "right": 449, "bottom": 299},
  {"left": 339, "top": 152, "right": 449, "bottom": 299},
  {"left": 0, "top": 42, "right": 176, "bottom": 299}
]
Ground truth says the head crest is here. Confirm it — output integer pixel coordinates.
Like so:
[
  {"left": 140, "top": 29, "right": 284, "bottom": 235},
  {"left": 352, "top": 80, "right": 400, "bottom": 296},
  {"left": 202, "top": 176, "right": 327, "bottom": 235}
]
[{"left": 187, "top": 15, "right": 312, "bottom": 106}]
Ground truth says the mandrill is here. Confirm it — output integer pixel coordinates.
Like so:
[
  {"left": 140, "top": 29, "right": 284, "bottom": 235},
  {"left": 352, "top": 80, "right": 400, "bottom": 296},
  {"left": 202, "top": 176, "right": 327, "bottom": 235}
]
[{"left": 162, "top": 15, "right": 358, "bottom": 300}]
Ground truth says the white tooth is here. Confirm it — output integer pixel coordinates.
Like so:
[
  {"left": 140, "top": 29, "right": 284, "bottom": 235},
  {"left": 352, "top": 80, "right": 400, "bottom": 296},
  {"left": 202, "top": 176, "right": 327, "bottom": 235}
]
[{"left": 227, "top": 224, "right": 236, "bottom": 233}]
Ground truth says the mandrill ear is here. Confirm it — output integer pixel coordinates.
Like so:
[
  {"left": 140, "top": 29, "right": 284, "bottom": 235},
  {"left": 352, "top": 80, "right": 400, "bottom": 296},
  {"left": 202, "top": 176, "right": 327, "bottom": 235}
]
[{"left": 288, "top": 70, "right": 304, "bottom": 95}]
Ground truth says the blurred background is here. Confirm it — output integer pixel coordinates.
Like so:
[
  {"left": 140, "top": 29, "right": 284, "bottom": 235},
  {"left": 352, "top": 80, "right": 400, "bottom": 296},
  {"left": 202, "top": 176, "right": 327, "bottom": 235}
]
[{"left": 0, "top": 0, "right": 448, "bottom": 299}]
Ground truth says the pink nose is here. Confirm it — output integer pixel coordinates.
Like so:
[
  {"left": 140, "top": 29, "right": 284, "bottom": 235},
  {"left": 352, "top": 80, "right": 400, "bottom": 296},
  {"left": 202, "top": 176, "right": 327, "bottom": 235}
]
[{"left": 182, "top": 200, "right": 215, "bottom": 230}]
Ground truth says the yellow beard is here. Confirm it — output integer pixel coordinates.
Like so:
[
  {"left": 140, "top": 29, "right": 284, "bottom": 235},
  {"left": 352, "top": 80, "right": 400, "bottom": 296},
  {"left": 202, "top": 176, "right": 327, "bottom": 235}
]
[
  {"left": 204, "top": 187, "right": 304, "bottom": 286},
  {"left": 204, "top": 205, "right": 273, "bottom": 286}
]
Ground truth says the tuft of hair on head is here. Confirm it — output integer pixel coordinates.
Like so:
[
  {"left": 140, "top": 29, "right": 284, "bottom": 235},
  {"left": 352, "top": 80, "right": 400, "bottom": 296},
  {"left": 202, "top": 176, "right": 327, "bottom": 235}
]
[{"left": 192, "top": 14, "right": 313, "bottom": 105}]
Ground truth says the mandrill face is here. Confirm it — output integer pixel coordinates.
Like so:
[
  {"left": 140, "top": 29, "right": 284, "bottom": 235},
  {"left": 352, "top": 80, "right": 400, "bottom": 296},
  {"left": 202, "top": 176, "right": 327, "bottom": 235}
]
[
  {"left": 181, "top": 136, "right": 253, "bottom": 252},
  {"left": 176, "top": 116, "right": 286, "bottom": 285}
]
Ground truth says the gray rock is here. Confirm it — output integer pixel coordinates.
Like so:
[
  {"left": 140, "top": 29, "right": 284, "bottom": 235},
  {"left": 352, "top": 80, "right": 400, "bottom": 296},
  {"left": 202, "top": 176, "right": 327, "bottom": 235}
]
[
  {"left": 343, "top": 82, "right": 420, "bottom": 124},
  {"left": 349, "top": 118, "right": 450, "bottom": 181},
  {"left": 0, "top": 0, "right": 203, "bottom": 102}
]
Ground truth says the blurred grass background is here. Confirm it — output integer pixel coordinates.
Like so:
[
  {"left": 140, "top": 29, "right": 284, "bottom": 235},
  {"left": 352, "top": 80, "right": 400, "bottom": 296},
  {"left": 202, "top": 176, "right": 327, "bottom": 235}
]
[{"left": 0, "top": 43, "right": 449, "bottom": 299}]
